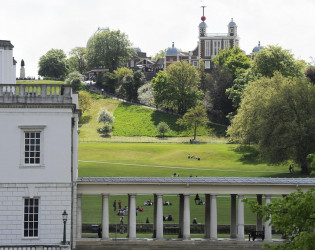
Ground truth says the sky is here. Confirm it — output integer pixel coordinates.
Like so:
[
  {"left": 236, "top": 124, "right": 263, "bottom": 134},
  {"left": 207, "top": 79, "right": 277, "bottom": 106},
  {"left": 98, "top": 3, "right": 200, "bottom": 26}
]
[{"left": 1, "top": 0, "right": 314, "bottom": 77}]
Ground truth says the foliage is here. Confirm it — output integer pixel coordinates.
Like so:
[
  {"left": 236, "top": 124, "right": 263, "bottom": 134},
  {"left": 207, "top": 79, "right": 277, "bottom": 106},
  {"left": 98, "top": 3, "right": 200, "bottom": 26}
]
[
  {"left": 152, "top": 61, "right": 203, "bottom": 114},
  {"left": 203, "top": 66, "right": 234, "bottom": 121},
  {"left": 78, "top": 91, "right": 92, "bottom": 114},
  {"left": 177, "top": 106, "right": 209, "bottom": 140},
  {"left": 98, "top": 108, "right": 115, "bottom": 124},
  {"left": 87, "top": 29, "right": 135, "bottom": 72},
  {"left": 306, "top": 67, "right": 315, "bottom": 84},
  {"left": 121, "top": 71, "right": 146, "bottom": 101},
  {"left": 251, "top": 45, "right": 306, "bottom": 78},
  {"left": 137, "top": 83, "right": 154, "bottom": 106},
  {"left": 228, "top": 73, "right": 315, "bottom": 174},
  {"left": 96, "top": 72, "right": 117, "bottom": 94},
  {"left": 156, "top": 121, "right": 170, "bottom": 137},
  {"left": 38, "top": 49, "right": 68, "bottom": 79},
  {"left": 65, "top": 71, "right": 84, "bottom": 92},
  {"left": 98, "top": 123, "right": 113, "bottom": 135},
  {"left": 152, "top": 48, "right": 167, "bottom": 61},
  {"left": 68, "top": 47, "right": 87, "bottom": 74},
  {"left": 244, "top": 188, "right": 315, "bottom": 250},
  {"left": 212, "top": 46, "right": 251, "bottom": 78},
  {"left": 114, "top": 67, "right": 134, "bottom": 80}
]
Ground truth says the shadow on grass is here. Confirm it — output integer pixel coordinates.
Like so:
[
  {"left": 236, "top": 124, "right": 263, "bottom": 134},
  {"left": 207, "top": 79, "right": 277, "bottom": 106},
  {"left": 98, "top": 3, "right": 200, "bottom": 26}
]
[
  {"left": 208, "top": 123, "right": 227, "bottom": 137},
  {"left": 233, "top": 145, "right": 263, "bottom": 165},
  {"left": 79, "top": 115, "right": 92, "bottom": 127}
]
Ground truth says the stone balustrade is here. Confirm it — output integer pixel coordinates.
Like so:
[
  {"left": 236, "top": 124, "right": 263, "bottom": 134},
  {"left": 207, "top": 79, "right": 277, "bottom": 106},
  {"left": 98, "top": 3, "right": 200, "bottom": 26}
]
[{"left": 0, "top": 84, "right": 73, "bottom": 104}]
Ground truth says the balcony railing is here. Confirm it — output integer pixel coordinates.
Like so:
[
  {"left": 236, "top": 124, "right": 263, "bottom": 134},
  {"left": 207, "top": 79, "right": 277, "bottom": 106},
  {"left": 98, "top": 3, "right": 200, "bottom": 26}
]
[{"left": 0, "top": 84, "right": 73, "bottom": 104}]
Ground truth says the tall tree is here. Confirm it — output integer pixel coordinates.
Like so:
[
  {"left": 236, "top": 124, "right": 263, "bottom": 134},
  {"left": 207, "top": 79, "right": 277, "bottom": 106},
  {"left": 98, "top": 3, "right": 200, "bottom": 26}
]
[
  {"left": 121, "top": 71, "right": 146, "bottom": 101},
  {"left": 68, "top": 47, "right": 87, "bottom": 74},
  {"left": 251, "top": 45, "right": 306, "bottom": 78},
  {"left": 152, "top": 61, "right": 203, "bottom": 114},
  {"left": 87, "top": 29, "right": 135, "bottom": 72},
  {"left": 177, "top": 105, "right": 209, "bottom": 140},
  {"left": 228, "top": 73, "right": 315, "bottom": 174},
  {"left": 38, "top": 49, "right": 68, "bottom": 79}
]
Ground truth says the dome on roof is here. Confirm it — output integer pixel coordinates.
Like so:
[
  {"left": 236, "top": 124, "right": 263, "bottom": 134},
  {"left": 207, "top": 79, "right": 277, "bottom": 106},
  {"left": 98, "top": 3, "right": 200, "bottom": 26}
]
[
  {"left": 199, "top": 21, "right": 207, "bottom": 28},
  {"left": 133, "top": 47, "right": 141, "bottom": 53},
  {"left": 87, "top": 27, "right": 110, "bottom": 47},
  {"left": 252, "top": 41, "right": 264, "bottom": 53},
  {"left": 166, "top": 42, "right": 179, "bottom": 56},
  {"left": 228, "top": 18, "right": 237, "bottom": 27}
]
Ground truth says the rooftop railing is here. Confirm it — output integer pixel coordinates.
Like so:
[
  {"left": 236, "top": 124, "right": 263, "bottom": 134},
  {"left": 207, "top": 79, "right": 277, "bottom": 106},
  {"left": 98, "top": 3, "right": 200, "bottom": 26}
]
[{"left": 0, "top": 84, "right": 74, "bottom": 104}]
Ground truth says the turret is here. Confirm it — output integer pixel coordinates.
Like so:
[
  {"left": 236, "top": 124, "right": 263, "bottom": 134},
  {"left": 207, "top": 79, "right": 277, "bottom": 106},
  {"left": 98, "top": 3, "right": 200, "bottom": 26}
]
[
  {"left": 199, "top": 6, "right": 207, "bottom": 37},
  {"left": 228, "top": 18, "right": 237, "bottom": 36}
]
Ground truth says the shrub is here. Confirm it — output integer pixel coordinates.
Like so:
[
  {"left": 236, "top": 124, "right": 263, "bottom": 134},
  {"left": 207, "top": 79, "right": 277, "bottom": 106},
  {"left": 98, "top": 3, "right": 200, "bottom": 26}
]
[
  {"left": 65, "top": 71, "right": 84, "bottom": 92},
  {"left": 157, "top": 121, "right": 170, "bottom": 137},
  {"left": 98, "top": 108, "right": 115, "bottom": 124},
  {"left": 78, "top": 91, "right": 92, "bottom": 114},
  {"left": 98, "top": 123, "right": 113, "bottom": 135}
]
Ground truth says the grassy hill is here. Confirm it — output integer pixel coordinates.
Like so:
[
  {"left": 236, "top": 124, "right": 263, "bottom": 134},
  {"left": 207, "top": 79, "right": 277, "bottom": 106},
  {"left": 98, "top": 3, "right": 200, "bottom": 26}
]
[{"left": 79, "top": 93, "right": 214, "bottom": 141}]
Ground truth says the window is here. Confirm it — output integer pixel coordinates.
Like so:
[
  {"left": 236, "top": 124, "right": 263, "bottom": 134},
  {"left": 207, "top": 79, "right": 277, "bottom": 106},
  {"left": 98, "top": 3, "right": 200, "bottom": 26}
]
[
  {"left": 224, "top": 40, "right": 230, "bottom": 49},
  {"left": 213, "top": 40, "right": 221, "bottom": 56},
  {"left": 130, "top": 60, "right": 134, "bottom": 68},
  {"left": 205, "top": 61, "right": 211, "bottom": 69},
  {"left": 24, "top": 198, "right": 39, "bottom": 238},
  {"left": 193, "top": 61, "right": 198, "bottom": 67},
  {"left": 24, "top": 132, "right": 41, "bottom": 165},
  {"left": 205, "top": 40, "right": 211, "bottom": 57},
  {"left": 19, "top": 126, "right": 45, "bottom": 167}
]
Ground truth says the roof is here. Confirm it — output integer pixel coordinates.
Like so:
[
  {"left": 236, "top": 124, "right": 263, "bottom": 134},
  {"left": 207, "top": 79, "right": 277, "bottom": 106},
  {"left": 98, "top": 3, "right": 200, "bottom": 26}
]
[
  {"left": 252, "top": 41, "right": 264, "bottom": 53},
  {"left": 166, "top": 42, "right": 179, "bottom": 56},
  {"left": 199, "top": 22, "right": 207, "bottom": 28},
  {"left": 0, "top": 40, "right": 14, "bottom": 49},
  {"left": 77, "top": 177, "right": 315, "bottom": 185},
  {"left": 228, "top": 18, "right": 237, "bottom": 27}
]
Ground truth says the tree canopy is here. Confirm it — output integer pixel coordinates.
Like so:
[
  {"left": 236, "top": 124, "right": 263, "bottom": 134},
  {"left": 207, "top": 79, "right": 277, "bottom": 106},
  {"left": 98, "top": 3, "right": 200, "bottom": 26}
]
[
  {"left": 68, "top": 47, "right": 87, "bottom": 74},
  {"left": 38, "top": 49, "right": 68, "bottom": 79},
  {"left": 228, "top": 73, "right": 315, "bottom": 174},
  {"left": 245, "top": 188, "right": 315, "bottom": 250},
  {"left": 251, "top": 45, "right": 306, "bottom": 78},
  {"left": 177, "top": 105, "right": 208, "bottom": 140},
  {"left": 152, "top": 61, "right": 203, "bottom": 114},
  {"left": 87, "top": 29, "right": 135, "bottom": 72}
]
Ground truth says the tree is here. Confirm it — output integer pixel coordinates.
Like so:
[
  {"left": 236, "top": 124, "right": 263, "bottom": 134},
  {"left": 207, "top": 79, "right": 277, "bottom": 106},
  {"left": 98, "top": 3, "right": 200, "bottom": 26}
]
[
  {"left": 251, "top": 45, "right": 306, "bottom": 78},
  {"left": 228, "top": 73, "right": 315, "bottom": 174},
  {"left": 245, "top": 188, "right": 315, "bottom": 250},
  {"left": 38, "top": 49, "right": 68, "bottom": 79},
  {"left": 98, "top": 108, "right": 115, "bottom": 124},
  {"left": 212, "top": 46, "right": 251, "bottom": 79},
  {"left": 152, "top": 48, "right": 167, "bottom": 60},
  {"left": 138, "top": 83, "right": 154, "bottom": 106},
  {"left": 121, "top": 71, "right": 146, "bottom": 101},
  {"left": 96, "top": 72, "right": 117, "bottom": 94},
  {"left": 98, "top": 108, "right": 115, "bottom": 135},
  {"left": 177, "top": 105, "right": 208, "bottom": 140},
  {"left": 65, "top": 71, "right": 84, "bottom": 92},
  {"left": 152, "top": 61, "right": 203, "bottom": 114},
  {"left": 87, "top": 29, "right": 135, "bottom": 72},
  {"left": 78, "top": 91, "right": 92, "bottom": 114},
  {"left": 306, "top": 67, "right": 315, "bottom": 84},
  {"left": 68, "top": 47, "right": 87, "bottom": 74},
  {"left": 156, "top": 122, "right": 170, "bottom": 137}
]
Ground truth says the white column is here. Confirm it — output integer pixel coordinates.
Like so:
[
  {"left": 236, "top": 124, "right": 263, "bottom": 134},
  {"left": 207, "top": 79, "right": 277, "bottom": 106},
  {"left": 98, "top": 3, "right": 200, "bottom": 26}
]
[
  {"left": 102, "top": 194, "right": 109, "bottom": 239},
  {"left": 264, "top": 195, "right": 272, "bottom": 241},
  {"left": 183, "top": 194, "right": 190, "bottom": 240},
  {"left": 237, "top": 194, "right": 245, "bottom": 240},
  {"left": 256, "top": 195, "right": 263, "bottom": 231},
  {"left": 230, "top": 194, "right": 237, "bottom": 238},
  {"left": 204, "top": 194, "right": 210, "bottom": 238},
  {"left": 128, "top": 194, "right": 137, "bottom": 240},
  {"left": 76, "top": 194, "right": 82, "bottom": 239},
  {"left": 156, "top": 194, "right": 163, "bottom": 239},
  {"left": 210, "top": 195, "right": 217, "bottom": 240}
]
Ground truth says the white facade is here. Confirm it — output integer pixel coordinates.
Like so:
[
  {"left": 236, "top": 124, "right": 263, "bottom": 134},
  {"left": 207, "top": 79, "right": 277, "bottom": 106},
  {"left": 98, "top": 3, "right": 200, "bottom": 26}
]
[
  {"left": 0, "top": 40, "right": 16, "bottom": 84},
  {"left": 0, "top": 85, "right": 79, "bottom": 248}
]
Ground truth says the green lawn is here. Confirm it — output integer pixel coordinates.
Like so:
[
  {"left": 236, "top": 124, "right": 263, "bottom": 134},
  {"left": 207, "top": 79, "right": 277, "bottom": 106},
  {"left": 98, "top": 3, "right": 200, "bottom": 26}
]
[
  {"left": 82, "top": 194, "right": 261, "bottom": 225},
  {"left": 79, "top": 143, "right": 296, "bottom": 178},
  {"left": 17, "top": 80, "right": 64, "bottom": 84}
]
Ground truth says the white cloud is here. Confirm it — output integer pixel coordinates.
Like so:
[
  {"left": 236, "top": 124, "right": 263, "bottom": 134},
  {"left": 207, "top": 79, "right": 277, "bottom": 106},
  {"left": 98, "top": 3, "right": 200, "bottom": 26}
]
[{"left": 1, "top": 0, "right": 314, "bottom": 77}]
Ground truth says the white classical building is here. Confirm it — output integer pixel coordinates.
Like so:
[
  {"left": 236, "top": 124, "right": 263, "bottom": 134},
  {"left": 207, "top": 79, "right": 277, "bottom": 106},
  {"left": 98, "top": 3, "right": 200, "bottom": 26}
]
[
  {"left": 0, "top": 84, "right": 79, "bottom": 249},
  {"left": 0, "top": 40, "right": 16, "bottom": 84}
]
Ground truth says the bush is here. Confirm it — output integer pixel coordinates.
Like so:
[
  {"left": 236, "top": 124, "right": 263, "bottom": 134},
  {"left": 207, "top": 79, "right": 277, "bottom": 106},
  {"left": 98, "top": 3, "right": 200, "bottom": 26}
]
[
  {"left": 78, "top": 91, "right": 92, "bottom": 114},
  {"left": 156, "top": 121, "right": 170, "bottom": 137},
  {"left": 65, "top": 71, "right": 84, "bottom": 92},
  {"left": 98, "top": 108, "right": 115, "bottom": 124},
  {"left": 98, "top": 123, "right": 113, "bottom": 135},
  {"left": 138, "top": 83, "right": 154, "bottom": 106}
]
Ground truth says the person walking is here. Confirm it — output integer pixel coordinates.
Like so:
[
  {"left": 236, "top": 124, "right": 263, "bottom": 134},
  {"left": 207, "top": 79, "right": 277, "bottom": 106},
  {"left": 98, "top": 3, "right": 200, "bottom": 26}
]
[
  {"left": 113, "top": 200, "right": 117, "bottom": 211},
  {"left": 118, "top": 200, "right": 122, "bottom": 209},
  {"left": 120, "top": 216, "right": 124, "bottom": 234}
]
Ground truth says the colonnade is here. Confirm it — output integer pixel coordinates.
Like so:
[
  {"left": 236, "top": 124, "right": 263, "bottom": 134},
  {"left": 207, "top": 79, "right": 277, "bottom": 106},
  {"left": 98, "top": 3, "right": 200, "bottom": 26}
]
[{"left": 76, "top": 193, "right": 273, "bottom": 241}]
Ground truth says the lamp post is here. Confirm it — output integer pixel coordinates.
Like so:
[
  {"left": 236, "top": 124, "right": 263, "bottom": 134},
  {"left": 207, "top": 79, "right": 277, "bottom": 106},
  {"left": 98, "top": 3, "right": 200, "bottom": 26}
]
[{"left": 62, "top": 210, "right": 68, "bottom": 245}]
